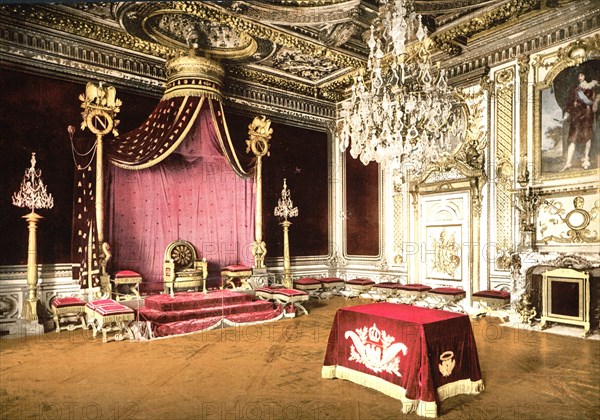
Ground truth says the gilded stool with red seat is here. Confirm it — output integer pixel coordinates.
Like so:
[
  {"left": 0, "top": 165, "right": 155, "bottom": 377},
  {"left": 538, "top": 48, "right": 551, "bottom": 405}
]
[
  {"left": 112, "top": 270, "right": 142, "bottom": 301},
  {"left": 472, "top": 289, "right": 511, "bottom": 320},
  {"left": 428, "top": 287, "right": 466, "bottom": 302},
  {"left": 221, "top": 264, "right": 253, "bottom": 290},
  {"left": 85, "top": 299, "right": 135, "bottom": 342},
  {"left": 344, "top": 278, "right": 375, "bottom": 297},
  {"left": 256, "top": 286, "right": 309, "bottom": 317},
  {"left": 51, "top": 297, "right": 87, "bottom": 333},
  {"left": 372, "top": 282, "right": 403, "bottom": 300},
  {"left": 293, "top": 277, "right": 322, "bottom": 298},
  {"left": 318, "top": 277, "right": 346, "bottom": 295}
]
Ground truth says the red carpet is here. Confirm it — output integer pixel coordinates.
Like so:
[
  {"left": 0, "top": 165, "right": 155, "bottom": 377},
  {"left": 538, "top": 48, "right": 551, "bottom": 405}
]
[{"left": 138, "top": 290, "right": 284, "bottom": 337}]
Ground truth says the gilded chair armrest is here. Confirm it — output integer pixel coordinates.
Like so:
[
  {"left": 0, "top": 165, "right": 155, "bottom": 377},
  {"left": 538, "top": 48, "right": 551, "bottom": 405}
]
[
  {"left": 193, "top": 258, "right": 208, "bottom": 278},
  {"left": 164, "top": 259, "right": 176, "bottom": 283}
]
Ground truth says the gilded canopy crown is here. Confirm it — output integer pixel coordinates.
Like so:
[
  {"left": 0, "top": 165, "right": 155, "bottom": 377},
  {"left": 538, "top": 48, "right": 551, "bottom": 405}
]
[{"left": 163, "top": 52, "right": 224, "bottom": 100}]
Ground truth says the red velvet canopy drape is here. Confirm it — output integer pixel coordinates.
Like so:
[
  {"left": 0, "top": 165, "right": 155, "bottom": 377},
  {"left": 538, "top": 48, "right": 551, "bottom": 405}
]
[
  {"left": 106, "top": 104, "right": 255, "bottom": 286},
  {"left": 71, "top": 78, "right": 256, "bottom": 290}
]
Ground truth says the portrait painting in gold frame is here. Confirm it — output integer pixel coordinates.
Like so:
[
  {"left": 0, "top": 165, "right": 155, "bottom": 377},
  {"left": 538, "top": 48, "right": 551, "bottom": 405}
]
[{"left": 538, "top": 58, "right": 600, "bottom": 179}]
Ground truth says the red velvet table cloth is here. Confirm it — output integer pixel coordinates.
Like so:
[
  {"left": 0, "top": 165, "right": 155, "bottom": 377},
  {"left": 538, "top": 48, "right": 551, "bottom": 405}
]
[{"left": 322, "top": 303, "right": 484, "bottom": 417}]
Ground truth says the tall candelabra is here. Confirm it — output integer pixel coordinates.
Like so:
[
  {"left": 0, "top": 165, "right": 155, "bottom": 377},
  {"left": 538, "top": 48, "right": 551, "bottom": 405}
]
[
  {"left": 274, "top": 179, "right": 298, "bottom": 289},
  {"left": 12, "top": 153, "right": 54, "bottom": 321}
]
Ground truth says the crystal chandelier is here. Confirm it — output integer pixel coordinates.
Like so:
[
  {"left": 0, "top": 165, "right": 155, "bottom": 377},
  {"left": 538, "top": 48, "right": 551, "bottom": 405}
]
[{"left": 338, "top": 0, "right": 462, "bottom": 176}]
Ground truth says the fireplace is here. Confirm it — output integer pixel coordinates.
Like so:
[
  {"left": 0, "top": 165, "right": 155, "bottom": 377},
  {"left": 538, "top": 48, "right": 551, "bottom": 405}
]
[
  {"left": 510, "top": 253, "right": 600, "bottom": 335},
  {"left": 540, "top": 268, "right": 590, "bottom": 336}
]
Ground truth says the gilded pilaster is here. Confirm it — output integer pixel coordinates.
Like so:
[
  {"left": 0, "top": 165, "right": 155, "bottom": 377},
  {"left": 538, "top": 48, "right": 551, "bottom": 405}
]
[
  {"left": 494, "top": 67, "right": 516, "bottom": 267},
  {"left": 392, "top": 174, "right": 404, "bottom": 265}
]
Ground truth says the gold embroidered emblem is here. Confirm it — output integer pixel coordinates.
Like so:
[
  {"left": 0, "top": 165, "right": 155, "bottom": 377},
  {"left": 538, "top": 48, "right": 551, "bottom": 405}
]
[
  {"left": 438, "top": 350, "right": 456, "bottom": 377},
  {"left": 345, "top": 324, "right": 408, "bottom": 377}
]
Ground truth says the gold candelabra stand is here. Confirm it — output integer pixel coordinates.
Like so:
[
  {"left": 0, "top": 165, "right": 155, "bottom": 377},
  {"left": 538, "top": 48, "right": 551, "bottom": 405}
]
[
  {"left": 12, "top": 153, "right": 54, "bottom": 321},
  {"left": 246, "top": 115, "right": 272, "bottom": 270},
  {"left": 274, "top": 179, "right": 298, "bottom": 289}
]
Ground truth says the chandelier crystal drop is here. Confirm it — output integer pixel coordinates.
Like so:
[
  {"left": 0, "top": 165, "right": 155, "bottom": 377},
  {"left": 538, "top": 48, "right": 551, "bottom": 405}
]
[{"left": 338, "top": 0, "right": 463, "bottom": 176}]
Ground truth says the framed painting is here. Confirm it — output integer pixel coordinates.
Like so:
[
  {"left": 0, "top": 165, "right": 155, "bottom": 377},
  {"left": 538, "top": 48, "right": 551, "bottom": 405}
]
[{"left": 538, "top": 57, "right": 600, "bottom": 179}]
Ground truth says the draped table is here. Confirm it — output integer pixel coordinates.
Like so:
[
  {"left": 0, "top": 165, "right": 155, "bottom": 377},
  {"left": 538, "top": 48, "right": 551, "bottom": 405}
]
[{"left": 322, "top": 303, "right": 484, "bottom": 417}]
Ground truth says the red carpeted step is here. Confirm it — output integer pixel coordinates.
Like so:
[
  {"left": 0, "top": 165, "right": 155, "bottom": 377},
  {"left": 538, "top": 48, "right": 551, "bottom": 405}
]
[
  {"left": 144, "top": 290, "right": 252, "bottom": 312},
  {"left": 150, "top": 306, "right": 284, "bottom": 337},
  {"left": 139, "top": 300, "right": 276, "bottom": 324}
]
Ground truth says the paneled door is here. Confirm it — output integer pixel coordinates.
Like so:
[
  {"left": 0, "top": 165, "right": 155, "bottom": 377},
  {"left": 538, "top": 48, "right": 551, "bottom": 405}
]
[{"left": 419, "top": 191, "right": 471, "bottom": 296}]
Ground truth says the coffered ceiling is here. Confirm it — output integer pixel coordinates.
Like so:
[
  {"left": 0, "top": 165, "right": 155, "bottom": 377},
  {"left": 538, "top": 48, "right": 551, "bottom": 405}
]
[{"left": 0, "top": 0, "right": 597, "bottom": 103}]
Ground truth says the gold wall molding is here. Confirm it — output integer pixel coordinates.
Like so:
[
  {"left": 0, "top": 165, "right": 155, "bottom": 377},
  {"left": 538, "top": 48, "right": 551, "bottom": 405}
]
[
  {"left": 0, "top": 4, "right": 172, "bottom": 58},
  {"left": 493, "top": 66, "right": 516, "bottom": 269},
  {"left": 443, "top": 3, "right": 600, "bottom": 88},
  {"left": 433, "top": 0, "right": 540, "bottom": 56}
]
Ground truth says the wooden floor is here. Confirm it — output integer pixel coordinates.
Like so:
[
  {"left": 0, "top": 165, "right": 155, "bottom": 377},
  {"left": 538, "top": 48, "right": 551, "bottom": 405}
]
[{"left": 1, "top": 296, "right": 598, "bottom": 419}]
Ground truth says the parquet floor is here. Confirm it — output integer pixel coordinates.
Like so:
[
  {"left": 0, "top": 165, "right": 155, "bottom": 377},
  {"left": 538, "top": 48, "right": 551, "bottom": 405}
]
[{"left": 1, "top": 296, "right": 598, "bottom": 419}]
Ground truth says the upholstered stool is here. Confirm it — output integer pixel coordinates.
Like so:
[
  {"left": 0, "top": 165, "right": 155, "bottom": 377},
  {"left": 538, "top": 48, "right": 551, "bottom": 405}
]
[
  {"left": 472, "top": 289, "right": 511, "bottom": 320},
  {"left": 221, "top": 264, "right": 253, "bottom": 290},
  {"left": 345, "top": 278, "right": 375, "bottom": 297},
  {"left": 294, "top": 277, "right": 322, "bottom": 298},
  {"left": 396, "top": 284, "right": 432, "bottom": 299},
  {"left": 372, "top": 282, "right": 403, "bottom": 299},
  {"left": 92, "top": 301, "right": 135, "bottom": 343},
  {"left": 51, "top": 297, "right": 87, "bottom": 333},
  {"left": 271, "top": 288, "right": 309, "bottom": 317},
  {"left": 428, "top": 287, "right": 466, "bottom": 302},
  {"left": 112, "top": 270, "right": 142, "bottom": 301},
  {"left": 255, "top": 287, "right": 276, "bottom": 301},
  {"left": 318, "top": 277, "right": 346, "bottom": 295},
  {"left": 84, "top": 299, "right": 119, "bottom": 331}
]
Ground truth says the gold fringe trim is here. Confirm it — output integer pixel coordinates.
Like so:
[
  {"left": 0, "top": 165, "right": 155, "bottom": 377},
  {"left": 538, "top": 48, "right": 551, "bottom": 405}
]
[
  {"left": 437, "top": 378, "right": 485, "bottom": 401},
  {"left": 322, "top": 365, "right": 438, "bottom": 417}
]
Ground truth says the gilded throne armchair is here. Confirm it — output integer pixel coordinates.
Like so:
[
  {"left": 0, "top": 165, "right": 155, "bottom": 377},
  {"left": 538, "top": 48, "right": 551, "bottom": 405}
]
[{"left": 163, "top": 240, "right": 208, "bottom": 297}]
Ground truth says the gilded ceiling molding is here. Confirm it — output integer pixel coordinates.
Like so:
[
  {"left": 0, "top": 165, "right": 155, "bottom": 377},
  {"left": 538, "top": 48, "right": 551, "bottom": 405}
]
[
  {"left": 533, "top": 35, "right": 600, "bottom": 89},
  {"left": 433, "top": 0, "right": 541, "bottom": 56},
  {"left": 229, "top": 0, "right": 360, "bottom": 25},
  {"left": 157, "top": 1, "right": 363, "bottom": 69},
  {"left": 0, "top": 4, "right": 173, "bottom": 58}
]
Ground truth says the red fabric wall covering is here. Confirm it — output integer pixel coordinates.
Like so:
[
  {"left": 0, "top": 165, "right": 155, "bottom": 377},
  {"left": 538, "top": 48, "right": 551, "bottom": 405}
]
[
  {"left": 345, "top": 155, "right": 380, "bottom": 256},
  {"left": 107, "top": 109, "right": 255, "bottom": 285},
  {"left": 264, "top": 122, "right": 329, "bottom": 257},
  {"left": 0, "top": 67, "right": 156, "bottom": 265},
  {"left": 220, "top": 112, "right": 330, "bottom": 258}
]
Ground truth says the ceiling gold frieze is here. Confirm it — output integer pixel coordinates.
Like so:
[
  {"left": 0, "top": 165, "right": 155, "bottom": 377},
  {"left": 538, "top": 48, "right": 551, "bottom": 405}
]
[
  {"left": 432, "top": 0, "right": 541, "bottom": 55},
  {"left": 121, "top": 1, "right": 363, "bottom": 69}
]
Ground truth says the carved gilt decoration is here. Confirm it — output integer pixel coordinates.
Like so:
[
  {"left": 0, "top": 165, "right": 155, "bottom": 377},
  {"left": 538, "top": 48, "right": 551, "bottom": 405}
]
[
  {"left": 539, "top": 195, "right": 600, "bottom": 244},
  {"left": 494, "top": 66, "right": 516, "bottom": 260}
]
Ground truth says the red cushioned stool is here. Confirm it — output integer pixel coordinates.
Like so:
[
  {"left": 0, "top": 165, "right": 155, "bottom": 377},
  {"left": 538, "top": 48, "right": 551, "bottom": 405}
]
[
  {"left": 472, "top": 289, "right": 511, "bottom": 320},
  {"left": 428, "top": 287, "right": 466, "bottom": 302},
  {"left": 221, "top": 264, "right": 253, "bottom": 290},
  {"left": 92, "top": 300, "right": 135, "bottom": 343},
  {"left": 51, "top": 297, "right": 87, "bottom": 333},
  {"left": 294, "top": 277, "right": 322, "bottom": 298},
  {"left": 372, "top": 282, "right": 403, "bottom": 299},
  {"left": 270, "top": 288, "right": 309, "bottom": 317},
  {"left": 113, "top": 270, "right": 142, "bottom": 301},
  {"left": 396, "top": 284, "right": 432, "bottom": 299},
  {"left": 345, "top": 278, "right": 375, "bottom": 297},
  {"left": 318, "top": 277, "right": 346, "bottom": 294},
  {"left": 255, "top": 287, "right": 276, "bottom": 301},
  {"left": 84, "top": 299, "right": 115, "bottom": 329}
]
